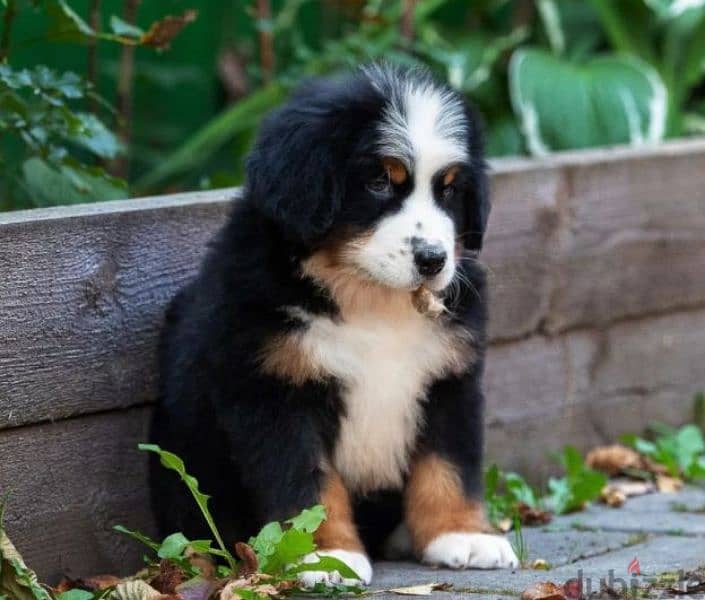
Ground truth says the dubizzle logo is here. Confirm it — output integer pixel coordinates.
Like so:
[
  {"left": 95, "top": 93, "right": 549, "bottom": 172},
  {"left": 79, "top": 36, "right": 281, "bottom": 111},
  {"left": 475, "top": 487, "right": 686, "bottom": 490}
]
[{"left": 627, "top": 556, "right": 641, "bottom": 577}]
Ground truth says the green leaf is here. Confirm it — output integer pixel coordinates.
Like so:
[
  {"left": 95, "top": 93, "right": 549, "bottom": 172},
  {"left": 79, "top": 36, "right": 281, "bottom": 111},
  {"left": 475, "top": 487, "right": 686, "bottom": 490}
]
[
  {"left": 113, "top": 525, "right": 160, "bottom": 553},
  {"left": 138, "top": 444, "right": 237, "bottom": 570},
  {"left": 262, "top": 529, "right": 315, "bottom": 575},
  {"left": 67, "top": 112, "right": 123, "bottom": 159},
  {"left": 55, "top": 0, "right": 95, "bottom": 36},
  {"left": 286, "top": 505, "right": 326, "bottom": 533},
  {"left": 21, "top": 157, "right": 126, "bottom": 206},
  {"left": 287, "top": 555, "right": 360, "bottom": 580},
  {"left": 56, "top": 591, "right": 94, "bottom": 600},
  {"left": 509, "top": 48, "right": 667, "bottom": 155},
  {"left": 158, "top": 532, "right": 190, "bottom": 559},
  {"left": 547, "top": 447, "right": 607, "bottom": 514},
  {"left": 109, "top": 15, "right": 144, "bottom": 38}
]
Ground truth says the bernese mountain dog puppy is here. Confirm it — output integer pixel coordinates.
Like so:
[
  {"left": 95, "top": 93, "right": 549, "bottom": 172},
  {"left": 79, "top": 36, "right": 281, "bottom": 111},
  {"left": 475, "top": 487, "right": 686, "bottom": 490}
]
[{"left": 150, "top": 63, "right": 518, "bottom": 586}]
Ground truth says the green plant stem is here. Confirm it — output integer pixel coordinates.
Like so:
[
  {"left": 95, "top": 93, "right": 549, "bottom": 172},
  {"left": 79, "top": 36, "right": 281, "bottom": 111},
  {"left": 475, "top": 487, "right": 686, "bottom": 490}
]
[{"left": 0, "top": 0, "right": 17, "bottom": 61}]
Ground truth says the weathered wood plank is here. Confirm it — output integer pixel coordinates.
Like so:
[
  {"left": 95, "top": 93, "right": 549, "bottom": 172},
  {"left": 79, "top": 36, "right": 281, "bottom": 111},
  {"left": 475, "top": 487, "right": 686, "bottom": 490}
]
[
  {"left": 2, "top": 140, "right": 705, "bottom": 429},
  {"left": 0, "top": 191, "right": 232, "bottom": 431},
  {"left": 485, "top": 139, "right": 705, "bottom": 340},
  {"left": 0, "top": 408, "right": 155, "bottom": 583}
]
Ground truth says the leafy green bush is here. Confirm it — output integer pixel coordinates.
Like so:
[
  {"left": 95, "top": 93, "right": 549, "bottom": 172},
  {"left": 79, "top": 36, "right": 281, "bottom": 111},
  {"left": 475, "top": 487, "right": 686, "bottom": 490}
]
[{"left": 4, "top": 0, "right": 705, "bottom": 209}]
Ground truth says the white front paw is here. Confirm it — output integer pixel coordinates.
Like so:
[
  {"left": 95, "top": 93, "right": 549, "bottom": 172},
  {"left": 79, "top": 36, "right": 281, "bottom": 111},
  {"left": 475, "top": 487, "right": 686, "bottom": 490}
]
[
  {"left": 422, "top": 533, "right": 519, "bottom": 569},
  {"left": 297, "top": 549, "right": 373, "bottom": 588}
]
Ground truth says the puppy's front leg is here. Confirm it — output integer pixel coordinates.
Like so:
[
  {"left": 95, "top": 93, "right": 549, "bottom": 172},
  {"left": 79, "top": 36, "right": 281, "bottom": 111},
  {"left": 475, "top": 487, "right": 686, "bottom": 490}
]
[
  {"left": 406, "top": 376, "right": 519, "bottom": 570},
  {"left": 299, "top": 469, "right": 373, "bottom": 587}
]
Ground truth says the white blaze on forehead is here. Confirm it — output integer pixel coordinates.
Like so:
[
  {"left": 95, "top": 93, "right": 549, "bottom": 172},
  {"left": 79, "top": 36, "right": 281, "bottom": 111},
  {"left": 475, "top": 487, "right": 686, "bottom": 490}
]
[{"left": 365, "top": 64, "right": 468, "bottom": 169}]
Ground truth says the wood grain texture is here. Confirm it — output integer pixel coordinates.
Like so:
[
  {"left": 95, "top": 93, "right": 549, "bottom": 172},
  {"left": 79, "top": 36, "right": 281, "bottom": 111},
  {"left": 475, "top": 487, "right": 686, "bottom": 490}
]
[
  {"left": 0, "top": 408, "right": 155, "bottom": 583},
  {"left": 2, "top": 141, "right": 705, "bottom": 429},
  {"left": 0, "top": 191, "right": 232, "bottom": 431}
]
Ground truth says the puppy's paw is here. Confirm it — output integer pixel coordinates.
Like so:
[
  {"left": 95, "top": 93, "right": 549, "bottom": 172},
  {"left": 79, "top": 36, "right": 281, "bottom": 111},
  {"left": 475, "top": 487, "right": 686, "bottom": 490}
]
[
  {"left": 297, "top": 549, "right": 373, "bottom": 588},
  {"left": 422, "top": 533, "right": 519, "bottom": 570}
]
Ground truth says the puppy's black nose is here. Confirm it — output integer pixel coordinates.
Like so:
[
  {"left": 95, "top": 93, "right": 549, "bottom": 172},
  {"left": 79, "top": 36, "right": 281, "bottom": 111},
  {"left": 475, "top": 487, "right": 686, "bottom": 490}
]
[{"left": 413, "top": 243, "right": 447, "bottom": 277}]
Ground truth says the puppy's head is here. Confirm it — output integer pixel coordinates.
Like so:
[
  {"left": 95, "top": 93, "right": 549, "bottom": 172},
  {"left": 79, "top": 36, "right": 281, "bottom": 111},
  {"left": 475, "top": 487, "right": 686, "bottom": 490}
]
[{"left": 246, "top": 63, "right": 489, "bottom": 292}]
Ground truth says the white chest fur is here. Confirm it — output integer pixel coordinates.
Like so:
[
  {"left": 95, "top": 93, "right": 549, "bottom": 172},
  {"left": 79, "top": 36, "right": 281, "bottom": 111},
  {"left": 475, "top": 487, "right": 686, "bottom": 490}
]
[{"left": 293, "top": 305, "right": 472, "bottom": 493}]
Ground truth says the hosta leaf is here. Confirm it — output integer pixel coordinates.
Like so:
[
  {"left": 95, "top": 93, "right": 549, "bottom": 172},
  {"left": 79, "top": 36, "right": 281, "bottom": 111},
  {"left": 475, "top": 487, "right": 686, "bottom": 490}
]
[{"left": 509, "top": 48, "right": 667, "bottom": 155}]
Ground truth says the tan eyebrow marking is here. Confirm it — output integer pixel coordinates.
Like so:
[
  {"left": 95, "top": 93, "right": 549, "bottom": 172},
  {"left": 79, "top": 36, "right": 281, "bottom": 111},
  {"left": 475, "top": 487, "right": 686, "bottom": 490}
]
[
  {"left": 382, "top": 157, "right": 408, "bottom": 185},
  {"left": 443, "top": 166, "right": 460, "bottom": 187}
]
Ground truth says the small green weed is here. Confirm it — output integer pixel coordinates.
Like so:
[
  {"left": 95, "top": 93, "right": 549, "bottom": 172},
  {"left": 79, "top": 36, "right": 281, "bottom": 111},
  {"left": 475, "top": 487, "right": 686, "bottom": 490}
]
[
  {"left": 484, "top": 465, "right": 541, "bottom": 527},
  {"left": 546, "top": 446, "right": 607, "bottom": 515},
  {"left": 621, "top": 422, "right": 705, "bottom": 481}
]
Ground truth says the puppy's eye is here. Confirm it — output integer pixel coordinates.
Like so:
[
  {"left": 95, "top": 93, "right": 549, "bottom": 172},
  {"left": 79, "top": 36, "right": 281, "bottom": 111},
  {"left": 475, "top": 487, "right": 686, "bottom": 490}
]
[
  {"left": 367, "top": 172, "right": 392, "bottom": 195},
  {"left": 442, "top": 185, "right": 455, "bottom": 202}
]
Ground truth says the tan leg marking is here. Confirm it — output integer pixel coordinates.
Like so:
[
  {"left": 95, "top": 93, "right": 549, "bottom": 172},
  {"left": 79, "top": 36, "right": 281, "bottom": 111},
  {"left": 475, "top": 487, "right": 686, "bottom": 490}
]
[
  {"left": 315, "top": 471, "right": 364, "bottom": 552},
  {"left": 405, "top": 453, "right": 491, "bottom": 554}
]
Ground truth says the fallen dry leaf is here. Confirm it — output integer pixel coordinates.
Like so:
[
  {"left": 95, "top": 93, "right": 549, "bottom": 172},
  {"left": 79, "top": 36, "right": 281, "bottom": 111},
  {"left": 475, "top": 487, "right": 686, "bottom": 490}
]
[
  {"left": 520, "top": 581, "right": 567, "bottom": 600},
  {"left": 150, "top": 560, "right": 185, "bottom": 594},
  {"left": 234, "top": 542, "right": 258, "bottom": 577},
  {"left": 586, "top": 445, "right": 644, "bottom": 476},
  {"left": 176, "top": 575, "right": 218, "bottom": 600},
  {"left": 656, "top": 474, "right": 684, "bottom": 493},
  {"left": 600, "top": 478, "right": 656, "bottom": 507},
  {"left": 518, "top": 502, "right": 553, "bottom": 526},
  {"left": 142, "top": 10, "right": 198, "bottom": 50},
  {"left": 109, "top": 579, "right": 166, "bottom": 600},
  {"left": 388, "top": 582, "right": 452, "bottom": 595},
  {"left": 185, "top": 548, "right": 215, "bottom": 579}
]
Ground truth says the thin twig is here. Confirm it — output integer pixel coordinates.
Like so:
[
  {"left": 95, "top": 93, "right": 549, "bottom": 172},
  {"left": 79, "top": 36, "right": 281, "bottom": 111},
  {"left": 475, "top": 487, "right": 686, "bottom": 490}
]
[
  {"left": 0, "top": 0, "right": 18, "bottom": 62},
  {"left": 400, "top": 0, "right": 416, "bottom": 43},
  {"left": 256, "top": 0, "right": 274, "bottom": 83},
  {"left": 113, "top": 0, "right": 140, "bottom": 178},
  {"left": 87, "top": 0, "right": 102, "bottom": 113}
]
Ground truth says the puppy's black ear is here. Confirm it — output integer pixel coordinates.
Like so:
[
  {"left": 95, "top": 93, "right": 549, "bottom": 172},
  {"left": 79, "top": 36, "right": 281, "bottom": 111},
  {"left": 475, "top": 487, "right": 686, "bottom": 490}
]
[
  {"left": 463, "top": 103, "right": 491, "bottom": 253},
  {"left": 245, "top": 98, "right": 342, "bottom": 244}
]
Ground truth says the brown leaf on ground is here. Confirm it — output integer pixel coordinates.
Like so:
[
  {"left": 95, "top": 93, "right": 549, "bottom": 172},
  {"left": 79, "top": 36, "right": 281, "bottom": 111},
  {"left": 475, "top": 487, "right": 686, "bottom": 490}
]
[
  {"left": 219, "top": 574, "right": 283, "bottom": 599},
  {"left": 656, "top": 474, "right": 684, "bottom": 493},
  {"left": 54, "top": 574, "right": 121, "bottom": 593},
  {"left": 520, "top": 581, "right": 567, "bottom": 600},
  {"left": 141, "top": 10, "right": 198, "bottom": 50},
  {"left": 149, "top": 560, "right": 186, "bottom": 594},
  {"left": 600, "top": 479, "right": 656, "bottom": 507},
  {"left": 586, "top": 445, "right": 645, "bottom": 476},
  {"left": 234, "top": 542, "right": 258, "bottom": 577},
  {"left": 518, "top": 502, "right": 552, "bottom": 525},
  {"left": 185, "top": 548, "right": 215, "bottom": 579}
]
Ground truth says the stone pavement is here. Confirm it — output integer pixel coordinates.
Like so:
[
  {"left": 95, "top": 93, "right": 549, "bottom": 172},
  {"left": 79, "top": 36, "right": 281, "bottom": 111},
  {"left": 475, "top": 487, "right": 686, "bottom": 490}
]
[{"left": 369, "top": 487, "right": 705, "bottom": 599}]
